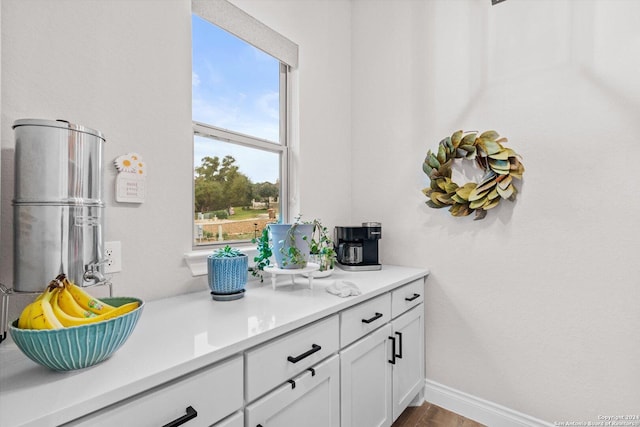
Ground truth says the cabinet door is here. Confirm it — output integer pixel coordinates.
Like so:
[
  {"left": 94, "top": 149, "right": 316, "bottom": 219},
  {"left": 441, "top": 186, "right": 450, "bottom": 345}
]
[
  {"left": 245, "top": 355, "right": 340, "bottom": 427},
  {"left": 391, "top": 304, "right": 425, "bottom": 421},
  {"left": 340, "top": 323, "right": 393, "bottom": 427}
]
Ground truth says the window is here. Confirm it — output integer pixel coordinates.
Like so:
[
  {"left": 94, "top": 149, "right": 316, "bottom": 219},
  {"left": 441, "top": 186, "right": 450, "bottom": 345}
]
[{"left": 191, "top": 0, "right": 297, "bottom": 247}]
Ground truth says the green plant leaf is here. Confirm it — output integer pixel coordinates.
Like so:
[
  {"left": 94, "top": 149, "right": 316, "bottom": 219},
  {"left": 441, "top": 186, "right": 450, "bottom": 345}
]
[
  {"left": 483, "top": 198, "right": 501, "bottom": 210},
  {"left": 497, "top": 174, "right": 512, "bottom": 190},
  {"left": 489, "top": 158, "right": 510, "bottom": 170},
  {"left": 428, "top": 153, "right": 441, "bottom": 169},
  {"left": 474, "top": 180, "right": 496, "bottom": 195},
  {"left": 469, "top": 195, "right": 488, "bottom": 209},
  {"left": 454, "top": 183, "right": 475, "bottom": 200},
  {"left": 488, "top": 149, "right": 510, "bottom": 160},
  {"left": 437, "top": 144, "right": 447, "bottom": 164},
  {"left": 444, "top": 136, "right": 454, "bottom": 153},
  {"left": 474, "top": 209, "right": 488, "bottom": 220},
  {"left": 435, "top": 192, "right": 453, "bottom": 204},
  {"left": 479, "top": 130, "right": 499, "bottom": 141},
  {"left": 487, "top": 188, "right": 500, "bottom": 200},
  {"left": 423, "top": 160, "right": 433, "bottom": 176},
  {"left": 478, "top": 138, "right": 503, "bottom": 156},
  {"left": 497, "top": 183, "right": 514, "bottom": 199},
  {"left": 429, "top": 192, "right": 446, "bottom": 207},
  {"left": 450, "top": 203, "right": 473, "bottom": 217},
  {"left": 444, "top": 180, "right": 458, "bottom": 194},
  {"left": 451, "top": 193, "right": 466, "bottom": 204},
  {"left": 451, "top": 130, "right": 464, "bottom": 148},
  {"left": 461, "top": 132, "right": 477, "bottom": 146}
]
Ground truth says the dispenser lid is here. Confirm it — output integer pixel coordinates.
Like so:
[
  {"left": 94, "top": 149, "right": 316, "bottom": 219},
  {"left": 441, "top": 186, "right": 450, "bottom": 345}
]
[{"left": 12, "top": 119, "right": 105, "bottom": 140}]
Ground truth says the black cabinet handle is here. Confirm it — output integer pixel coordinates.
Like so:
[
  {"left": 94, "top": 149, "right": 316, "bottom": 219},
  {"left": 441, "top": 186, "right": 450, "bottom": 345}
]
[
  {"left": 405, "top": 293, "right": 420, "bottom": 302},
  {"left": 395, "top": 331, "right": 403, "bottom": 359},
  {"left": 162, "top": 406, "right": 197, "bottom": 427},
  {"left": 361, "top": 312, "right": 383, "bottom": 324},
  {"left": 388, "top": 336, "right": 396, "bottom": 364},
  {"left": 287, "top": 344, "right": 321, "bottom": 363}
]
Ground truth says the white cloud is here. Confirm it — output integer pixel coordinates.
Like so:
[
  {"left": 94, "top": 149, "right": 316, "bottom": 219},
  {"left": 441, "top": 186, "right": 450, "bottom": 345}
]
[
  {"left": 192, "top": 72, "right": 200, "bottom": 87},
  {"left": 256, "top": 91, "right": 279, "bottom": 120}
]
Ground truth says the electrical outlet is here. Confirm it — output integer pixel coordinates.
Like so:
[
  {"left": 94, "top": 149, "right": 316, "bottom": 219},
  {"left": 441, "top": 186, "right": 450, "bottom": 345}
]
[{"left": 104, "top": 241, "right": 122, "bottom": 273}]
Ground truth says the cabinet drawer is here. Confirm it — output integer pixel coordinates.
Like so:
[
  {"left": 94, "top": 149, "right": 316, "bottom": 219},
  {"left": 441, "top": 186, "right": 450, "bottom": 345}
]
[
  {"left": 245, "top": 354, "right": 340, "bottom": 427},
  {"left": 340, "top": 292, "right": 391, "bottom": 347},
  {"left": 245, "top": 315, "right": 339, "bottom": 402},
  {"left": 64, "top": 355, "right": 243, "bottom": 427},
  {"left": 391, "top": 279, "right": 424, "bottom": 318}
]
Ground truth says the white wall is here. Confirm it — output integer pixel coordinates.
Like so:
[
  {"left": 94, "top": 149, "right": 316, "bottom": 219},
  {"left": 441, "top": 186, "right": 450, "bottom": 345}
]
[
  {"left": 4, "top": 0, "right": 638, "bottom": 422},
  {"left": 229, "top": 0, "right": 352, "bottom": 227},
  {"left": 351, "top": 0, "right": 640, "bottom": 422},
  {"left": 0, "top": 0, "right": 352, "bottom": 316}
]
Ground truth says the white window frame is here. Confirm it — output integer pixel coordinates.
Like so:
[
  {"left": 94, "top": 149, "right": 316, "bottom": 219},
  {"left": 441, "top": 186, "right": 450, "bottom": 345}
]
[{"left": 186, "top": 0, "right": 298, "bottom": 274}]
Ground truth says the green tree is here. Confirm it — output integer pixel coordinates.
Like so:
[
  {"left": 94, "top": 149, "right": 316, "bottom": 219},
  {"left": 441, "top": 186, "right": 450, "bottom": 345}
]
[
  {"left": 194, "top": 155, "right": 253, "bottom": 213},
  {"left": 253, "top": 181, "right": 279, "bottom": 208}
]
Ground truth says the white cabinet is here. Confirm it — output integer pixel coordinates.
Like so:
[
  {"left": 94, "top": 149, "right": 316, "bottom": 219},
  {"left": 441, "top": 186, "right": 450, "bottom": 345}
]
[
  {"left": 63, "top": 355, "right": 243, "bottom": 427},
  {"left": 340, "top": 293, "right": 391, "bottom": 347},
  {"left": 245, "top": 315, "right": 339, "bottom": 402},
  {"left": 245, "top": 355, "right": 340, "bottom": 427},
  {"left": 214, "top": 411, "right": 243, "bottom": 427},
  {"left": 340, "top": 324, "right": 393, "bottom": 427},
  {"left": 339, "top": 279, "right": 426, "bottom": 426},
  {"left": 4, "top": 269, "right": 428, "bottom": 427},
  {"left": 391, "top": 304, "right": 424, "bottom": 420}
]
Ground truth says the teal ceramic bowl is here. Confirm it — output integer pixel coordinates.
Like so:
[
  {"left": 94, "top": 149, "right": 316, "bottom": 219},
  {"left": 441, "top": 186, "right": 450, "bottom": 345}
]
[{"left": 10, "top": 297, "right": 144, "bottom": 371}]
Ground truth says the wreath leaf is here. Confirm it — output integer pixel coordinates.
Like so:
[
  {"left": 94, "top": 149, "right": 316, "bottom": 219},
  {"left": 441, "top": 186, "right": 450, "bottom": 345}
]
[{"left": 422, "top": 130, "right": 525, "bottom": 219}]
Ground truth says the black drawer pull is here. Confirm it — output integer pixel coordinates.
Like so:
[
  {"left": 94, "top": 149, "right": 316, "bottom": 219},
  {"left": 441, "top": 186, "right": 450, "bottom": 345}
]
[
  {"left": 287, "top": 344, "right": 321, "bottom": 363},
  {"left": 162, "top": 406, "right": 197, "bottom": 427},
  {"left": 361, "top": 312, "right": 383, "bottom": 324},
  {"left": 395, "top": 331, "right": 403, "bottom": 359},
  {"left": 388, "top": 336, "right": 396, "bottom": 365},
  {"left": 405, "top": 293, "right": 420, "bottom": 302}
]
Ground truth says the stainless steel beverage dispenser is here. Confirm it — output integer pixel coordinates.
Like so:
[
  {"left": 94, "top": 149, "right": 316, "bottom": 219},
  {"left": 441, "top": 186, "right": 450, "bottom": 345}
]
[{"left": 12, "top": 119, "right": 107, "bottom": 292}]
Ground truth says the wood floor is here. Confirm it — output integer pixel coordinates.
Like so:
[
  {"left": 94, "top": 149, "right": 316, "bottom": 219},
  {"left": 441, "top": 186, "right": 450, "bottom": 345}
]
[{"left": 392, "top": 402, "right": 486, "bottom": 427}]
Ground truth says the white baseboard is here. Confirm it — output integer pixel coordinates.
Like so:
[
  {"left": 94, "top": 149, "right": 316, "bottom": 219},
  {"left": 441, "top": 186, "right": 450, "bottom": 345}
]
[{"left": 424, "top": 379, "right": 555, "bottom": 427}]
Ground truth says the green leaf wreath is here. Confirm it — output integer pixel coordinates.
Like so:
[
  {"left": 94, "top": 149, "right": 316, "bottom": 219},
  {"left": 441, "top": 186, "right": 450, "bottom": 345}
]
[{"left": 422, "top": 130, "right": 525, "bottom": 220}]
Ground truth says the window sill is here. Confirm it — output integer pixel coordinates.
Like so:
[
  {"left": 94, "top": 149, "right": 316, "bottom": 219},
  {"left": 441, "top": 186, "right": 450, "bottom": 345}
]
[{"left": 184, "top": 246, "right": 258, "bottom": 276}]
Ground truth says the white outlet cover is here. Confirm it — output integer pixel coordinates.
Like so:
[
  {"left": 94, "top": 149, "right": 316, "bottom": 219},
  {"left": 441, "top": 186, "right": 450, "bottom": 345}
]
[{"left": 105, "top": 241, "right": 122, "bottom": 273}]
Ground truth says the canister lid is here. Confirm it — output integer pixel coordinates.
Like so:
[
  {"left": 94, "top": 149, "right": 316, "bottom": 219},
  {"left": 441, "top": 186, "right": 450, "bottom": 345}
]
[{"left": 12, "top": 119, "right": 105, "bottom": 141}]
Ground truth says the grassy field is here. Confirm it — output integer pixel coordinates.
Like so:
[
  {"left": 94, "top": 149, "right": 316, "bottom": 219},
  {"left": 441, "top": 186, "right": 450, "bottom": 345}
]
[{"left": 228, "top": 207, "right": 278, "bottom": 221}]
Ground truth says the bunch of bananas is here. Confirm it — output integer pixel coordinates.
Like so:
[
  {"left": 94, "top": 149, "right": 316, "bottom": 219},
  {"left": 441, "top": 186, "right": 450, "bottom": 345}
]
[{"left": 18, "top": 274, "right": 139, "bottom": 330}]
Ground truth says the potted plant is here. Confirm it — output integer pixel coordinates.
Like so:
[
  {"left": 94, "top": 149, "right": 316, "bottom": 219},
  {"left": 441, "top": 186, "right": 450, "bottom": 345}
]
[
  {"left": 207, "top": 245, "right": 248, "bottom": 300},
  {"left": 251, "top": 226, "right": 273, "bottom": 282},
  {"left": 269, "top": 218, "right": 314, "bottom": 269},
  {"left": 308, "top": 219, "right": 336, "bottom": 277}
]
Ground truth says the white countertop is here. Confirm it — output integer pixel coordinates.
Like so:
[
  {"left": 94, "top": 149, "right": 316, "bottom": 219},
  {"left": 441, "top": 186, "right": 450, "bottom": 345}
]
[{"left": 0, "top": 265, "right": 428, "bottom": 427}]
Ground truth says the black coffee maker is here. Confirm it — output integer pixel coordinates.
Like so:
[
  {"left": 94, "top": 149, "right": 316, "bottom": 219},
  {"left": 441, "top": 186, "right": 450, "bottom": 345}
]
[{"left": 334, "top": 222, "right": 382, "bottom": 271}]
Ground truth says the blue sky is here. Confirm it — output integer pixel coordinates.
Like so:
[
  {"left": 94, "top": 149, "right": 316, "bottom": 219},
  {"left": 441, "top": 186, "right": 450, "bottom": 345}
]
[{"left": 192, "top": 14, "right": 280, "bottom": 183}]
